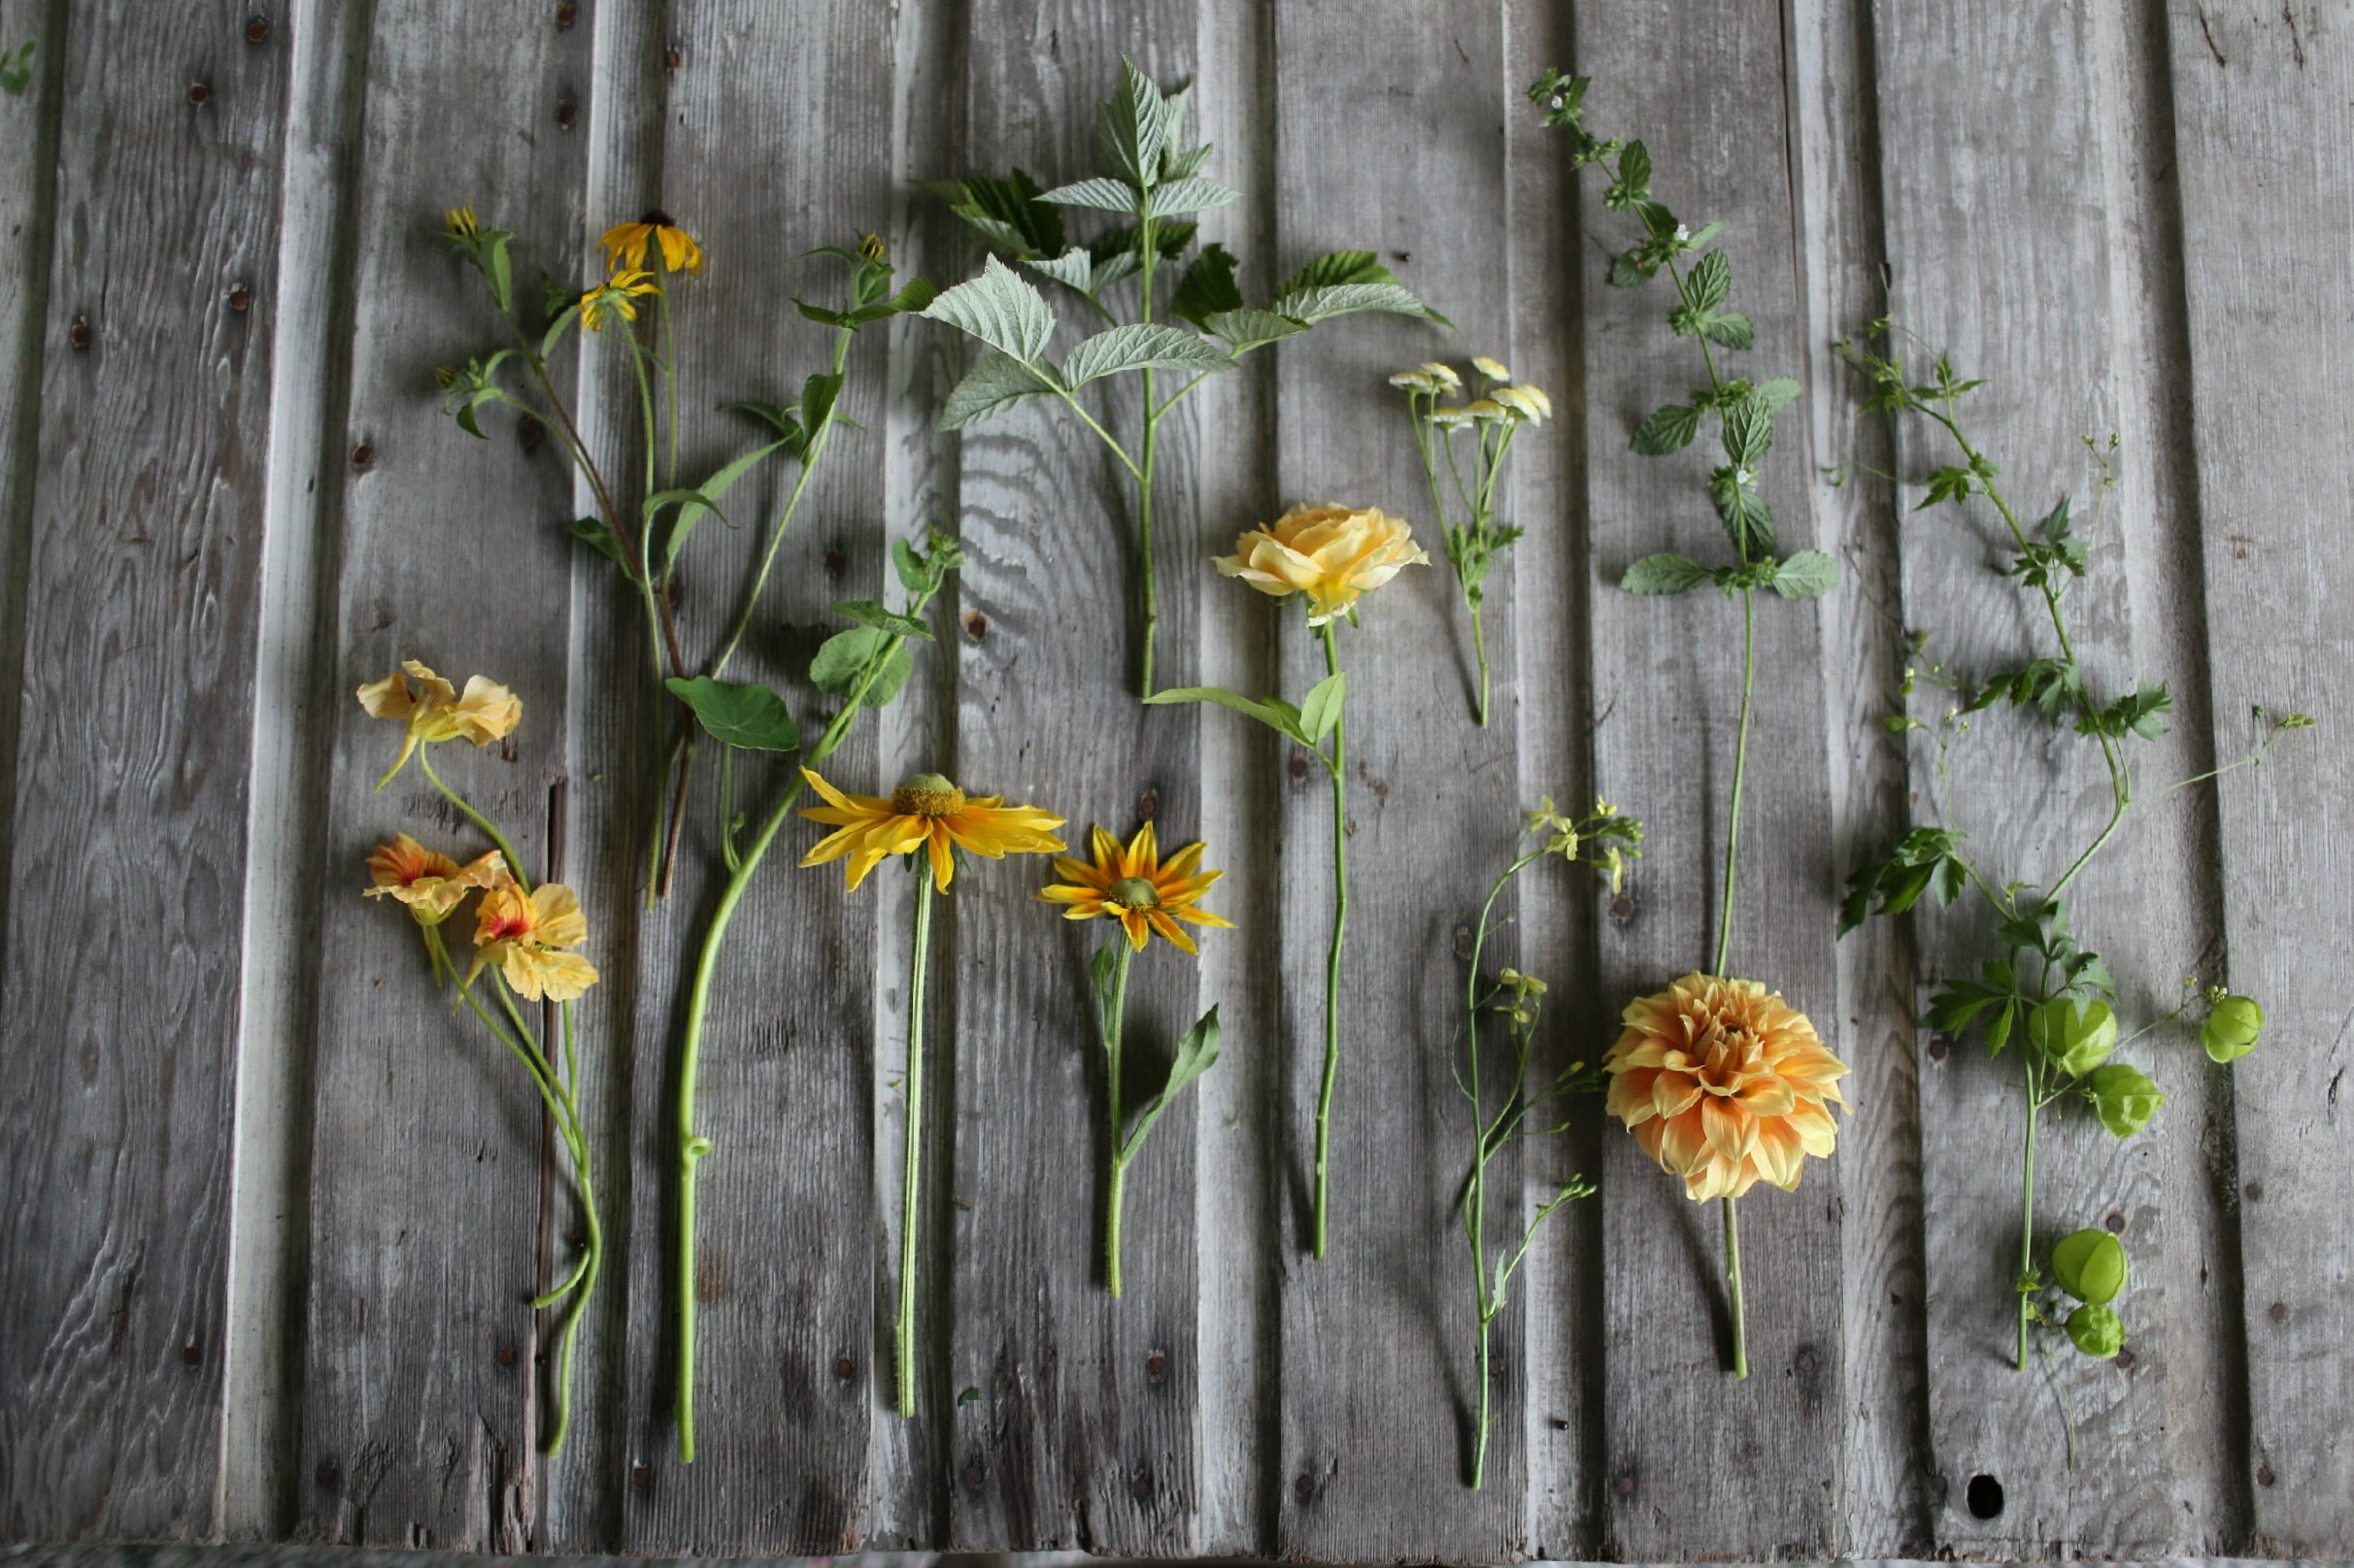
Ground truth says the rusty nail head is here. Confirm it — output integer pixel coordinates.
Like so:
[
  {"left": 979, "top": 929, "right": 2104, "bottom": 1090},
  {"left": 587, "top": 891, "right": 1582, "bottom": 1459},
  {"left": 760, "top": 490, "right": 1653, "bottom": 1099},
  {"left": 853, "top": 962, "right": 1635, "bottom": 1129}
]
[
  {"left": 665, "top": 45, "right": 683, "bottom": 70},
  {"left": 228, "top": 284, "right": 251, "bottom": 313},
  {"left": 555, "top": 1, "right": 577, "bottom": 25},
  {"left": 68, "top": 317, "right": 90, "bottom": 350},
  {"left": 352, "top": 442, "right": 373, "bottom": 469},
  {"left": 188, "top": 82, "right": 210, "bottom": 105},
  {"left": 555, "top": 97, "right": 577, "bottom": 127},
  {"left": 246, "top": 16, "right": 269, "bottom": 43}
]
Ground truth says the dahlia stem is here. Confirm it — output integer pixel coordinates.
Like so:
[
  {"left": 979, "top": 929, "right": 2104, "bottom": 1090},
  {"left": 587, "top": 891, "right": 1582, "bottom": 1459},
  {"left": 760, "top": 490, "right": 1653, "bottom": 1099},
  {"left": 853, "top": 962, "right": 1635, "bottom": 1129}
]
[
  {"left": 1312, "top": 621, "right": 1348, "bottom": 1259},
  {"left": 1723, "top": 1194, "right": 1749, "bottom": 1379},
  {"left": 1103, "top": 941, "right": 1134, "bottom": 1297},
  {"left": 896, "top": 870, "right": 935, "bottom": 1418}
]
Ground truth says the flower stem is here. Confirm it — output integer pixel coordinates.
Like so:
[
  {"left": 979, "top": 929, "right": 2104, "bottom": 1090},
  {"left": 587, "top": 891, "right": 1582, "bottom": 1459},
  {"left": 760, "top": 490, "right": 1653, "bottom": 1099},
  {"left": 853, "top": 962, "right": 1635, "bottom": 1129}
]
[
  {"left": 1714, "top": 587, "right": 1757, "bottom": 978},
  {"left": 1470, "top": 603, "right": 1492, "bottom": 728},
  {"left": 1312, "top": 621, "right": 1348, "bottom": 1259},
  {"left": 2017, "top": 1056, "right": 2040, "bottom": 1371},
  {"left": 419, "top": 751, "right": 527, "bottom": 891},
  {"left": 1137, "top": 387, "right": 1160, "bottom": 697},
  {"left": 897, "top": 871, "right": 935, "bottom": 1418},
  {"left": 1723, "top": 1195, "right": 1749, "bottom": 1379},
  {"left": 1104, "top": 941, "right": 1133, "bottom": 1297}
]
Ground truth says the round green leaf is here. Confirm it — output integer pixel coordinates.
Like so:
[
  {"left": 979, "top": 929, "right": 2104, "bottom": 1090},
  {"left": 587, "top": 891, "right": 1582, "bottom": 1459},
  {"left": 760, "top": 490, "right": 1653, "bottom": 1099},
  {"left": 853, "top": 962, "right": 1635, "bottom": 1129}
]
[
  {"left": 2087, "top": 1061, "right": 2166, "bottom": 1138},
  {"left": 2202, "top": 994, "right": 2264, "bottom": 1063},
  {"left": 2065, "top": 1303, "right": 2124, "bottom": 1359},
  {"left": 664, "top": 676, "right": 801, "bottom": 752},
  {"left": 2050, "top": 1227, "right": 2128, "bottom": 1305}
]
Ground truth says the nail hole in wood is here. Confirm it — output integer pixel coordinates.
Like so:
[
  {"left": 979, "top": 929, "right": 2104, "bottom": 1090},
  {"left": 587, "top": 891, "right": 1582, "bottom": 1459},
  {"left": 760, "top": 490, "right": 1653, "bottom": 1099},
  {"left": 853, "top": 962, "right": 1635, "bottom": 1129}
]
[
  {"left": 246, "top": 16, "right": 269, "bottom": 43},
  {"left": 188, "top": 81, "right": 210, "bottom": 105},
  {"left": 1966, "top": 1473, "right": 2003, "bottom": 1519}
]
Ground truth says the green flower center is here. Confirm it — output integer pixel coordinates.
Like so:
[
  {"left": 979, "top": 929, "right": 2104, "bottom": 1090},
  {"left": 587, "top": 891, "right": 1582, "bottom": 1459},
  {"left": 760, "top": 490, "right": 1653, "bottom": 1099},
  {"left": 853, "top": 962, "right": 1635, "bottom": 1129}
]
[
  {"left": 891, "top": 772, "right": 965, "bottom": 817},
  {"left": 1107, "top": 876, "right": 1161, "bottom": 911}
]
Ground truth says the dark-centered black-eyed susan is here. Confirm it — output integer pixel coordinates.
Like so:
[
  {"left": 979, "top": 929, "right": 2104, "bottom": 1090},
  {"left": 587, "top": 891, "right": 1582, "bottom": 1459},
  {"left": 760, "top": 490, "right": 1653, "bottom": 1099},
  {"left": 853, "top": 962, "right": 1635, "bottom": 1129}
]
[
  {"left": 799, "top": 766, "right": 1064, "bottom": 1416},
  {"left": 598, "top": 209, "right": 703, "bottom": 275},
  {"left": 1037, "top": 821, "right": 1227, "bottom": 1298}
]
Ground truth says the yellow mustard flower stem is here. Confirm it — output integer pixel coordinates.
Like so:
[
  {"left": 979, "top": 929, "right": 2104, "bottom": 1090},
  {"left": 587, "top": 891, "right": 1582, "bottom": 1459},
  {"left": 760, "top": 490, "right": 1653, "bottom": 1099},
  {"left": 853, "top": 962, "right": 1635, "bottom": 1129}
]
[
  {"left": 419, "top": 749, "right": 529, "bottom": 895},
  {"left": 1312, "top": 620, "right": 1348, "bottom": 1259},
  {"left": 1723, "top": 1195, "right": 1749, "bottom": 1379},
  {"left": 670, "top": 615, "right": 923, "bottom": 1460},
  {"left": 897, "top": 870, "right": 935, "bottom": 1418},
  {"left": 1713, "top": 586, "right": 1757, "bottom": 978},
  {"left": 1104, "top": 940, "right": 1134, "bottom": 1298},
  {"left": 2017, "top": 1054, "right": 2041, "bottom": 1372}
]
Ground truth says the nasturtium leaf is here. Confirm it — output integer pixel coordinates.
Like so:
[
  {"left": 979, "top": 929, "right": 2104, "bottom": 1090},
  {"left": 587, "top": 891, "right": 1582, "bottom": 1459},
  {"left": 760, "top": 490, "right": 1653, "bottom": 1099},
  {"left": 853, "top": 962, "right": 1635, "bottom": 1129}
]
[
  {"left": 891, "top": 537, "right": 927, "bottom": 593},
  {"left": 922, "top": 254, "right": 1057, "bottom": 365},
  {"left": 1062, "top": 322, "right": 1232, "bottom": 386},
  {"left": 2065, "top": 1303, "right": 2125, "bottom": 1359},
  {"left": 664, "top": 676, "right": 801, "bottom": 753},
  {"left": 833, "top": 599, "right": 934, "bottom": 640},
  {"left": 2201, "top": 994, "right": 2264, "bottom": 1063},
  {"left": 940, "top": 352, "right": 1062, "bottom": 430},
  {"left": 2088, "top": 1061, "right": 2165, "bottom": 1138},
  {"left": 2051, "top": 1227, "right": 2128, "bottom": 1305},
  {"left": 1769, "top": 549, "right": 1839, "bottom": 600},
  {"left": 1620, "top": 552, "right": 1715, "bottom": 596},
  {"left": 808, "top": 626, "right": 914, "bottom": 707}
]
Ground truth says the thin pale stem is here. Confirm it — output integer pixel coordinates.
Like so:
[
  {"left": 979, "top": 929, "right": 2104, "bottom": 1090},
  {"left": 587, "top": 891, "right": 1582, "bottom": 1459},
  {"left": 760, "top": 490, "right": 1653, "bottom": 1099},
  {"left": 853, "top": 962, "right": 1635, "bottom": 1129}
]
[
  {"left": 1105, "top": 941, "right": 1134, "bottom": 1296},
  {"left": 2017, "top": 1054, "right": 2041, "bottom": 1371},
  {"left": 1723, "top": 1195, "right": 1749, "bottom": 1379},
  {"left": 1714, "top": 588, "right": 1757, "bottom": 976},
  {"left": 419, "top": 751, "right": 527, "bottom": 892},
  {"left": 1470, "top": 603, "right": 1492, "bottom": 728},
  {"left": 897, "top": 871, "right": 935, "bottom": 1418},
  {"left": 1312, "top": 621, "right": 1348, "bottom": 1258}
]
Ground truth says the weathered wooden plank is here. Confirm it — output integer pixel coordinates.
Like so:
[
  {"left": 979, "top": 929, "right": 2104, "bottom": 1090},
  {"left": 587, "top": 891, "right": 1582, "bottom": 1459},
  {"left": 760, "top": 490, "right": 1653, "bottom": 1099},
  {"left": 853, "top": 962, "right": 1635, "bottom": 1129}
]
[
  {"left": 1566, "top": 12, "right": 1849, "bottom": 1559},
  {"left": 1787, "top": 0, "right": 1936, "bottom": 1554},
  {"left": 2166, "top": 1, "right": 2354, "bottom": 1553},
  {"left": 0, "top": 1, "right": 290, "bottom": 1541},
  {"left": 294, "top": 4, "right": 589, "bottom": 1548},
  {"left": 1501, "top": 1, "right": 1607, "bottom": 1557},
  {"left": 1872, "top": 0, "right": 2233, "bottom": 1555},
  {"left": 610, "top": 4, "right": 896, "bottom": 1552},
  {"left": 943, "top": 2, "right": 1207, "bottom": 1551},
  {"left": 1188, "top": 0, "right": 1285, "bottom": 1552},
  {"left": 1269, "top": 5, "right": 1523, "bottom": 1560}
]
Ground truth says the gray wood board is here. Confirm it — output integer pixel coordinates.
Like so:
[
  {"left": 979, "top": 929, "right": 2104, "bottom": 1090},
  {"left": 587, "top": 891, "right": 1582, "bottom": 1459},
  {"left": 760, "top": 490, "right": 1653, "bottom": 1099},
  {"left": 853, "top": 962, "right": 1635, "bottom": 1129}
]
[
  {"left": 0, "top": 0, "right": 289, "bottom": 1541},
  {"left": 943, "top": 1, "right": 1207, "bottom": 1552},
  {"left": 2167, "top": 0, "right": 2352, "bottom": 1554}
]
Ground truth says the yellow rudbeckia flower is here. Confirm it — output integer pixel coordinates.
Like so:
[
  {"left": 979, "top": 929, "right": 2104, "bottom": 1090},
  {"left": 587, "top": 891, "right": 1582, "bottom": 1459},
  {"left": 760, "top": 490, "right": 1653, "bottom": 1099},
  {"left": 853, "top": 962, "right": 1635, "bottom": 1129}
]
[
  {"left": 580, "top": 268, "right": 658, "bottom": 333},
  {"left": 356, "top": 658, "right": 521, "bottom": 785},
  {"left": 363, "top": 833, "right": 510, "bottom": 926},
  {"left": 598, "top": 210, "right": 703, "bottom": 275},
  {"left": 1040, "top": 821, "right": 1234, "bottom": 954},
  {"left": 466, "top": 882, "right": 600, "bottom": 1002},
  {"left": 798, "top": 767, "right": 1065, "bottom": 894}
]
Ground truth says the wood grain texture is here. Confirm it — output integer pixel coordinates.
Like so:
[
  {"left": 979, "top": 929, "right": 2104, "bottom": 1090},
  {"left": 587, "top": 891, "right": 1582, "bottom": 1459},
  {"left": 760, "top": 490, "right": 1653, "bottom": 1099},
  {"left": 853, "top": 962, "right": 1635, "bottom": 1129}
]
[
  {"left": 607, "top": 6, "right": 895, "bottom": 1552},
  {"left": 1872, "top": 0, "right": 2222, "bottom": 1552},
  {"left": 1268, "top": 5, "right": 1523, "bottom": 1559},
  {"left": 2166, "top": 0, "right": 2354, "bottom": 1553},
  {"left": 0, "top": 0, "right": 288, "bottom": 1540},
  {"left": 1570, "top": 9, "right": 1848, "bottom": 1558},
  {"left": 942, "top": 3, "right": 1207, "bottom": 1551},
  {"left": 293, "top": 3, "right": 589, "bottom": 1548}
]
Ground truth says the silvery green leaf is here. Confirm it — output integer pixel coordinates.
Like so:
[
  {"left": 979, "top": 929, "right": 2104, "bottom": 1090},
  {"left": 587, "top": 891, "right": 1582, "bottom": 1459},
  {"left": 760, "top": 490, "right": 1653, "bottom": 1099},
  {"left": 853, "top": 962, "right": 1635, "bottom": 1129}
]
[
  {"left": 1038, "top": 176, "right": 1140, "bottom": 214},
  {"left": 1752, "top": 376, "right": 1803, "bottom": 413},
  {"left": 1271, "top": 281, "right": 1432, "bottom": 325},
  {"left": 1146, "top": 176, "right": 1238, "bottom": 217},
  {"left": 1278, "top": 250, "right": 1394, "bottom": 293},
  {"left": 1062, "top": 323, "right": 1232, "bottom": 387},
  {"left": 940, "top": 352, "right": 1063, "bottom": 429},
  {"left": 1024, "top": 248, "right": 1099, "bottom": 293},
  {"left": 1202, "top": 308, "right": 1306, "bottom": 353},
  {"left": 922, "top": 254, "right": 1057, "bottom": 364},
  {"left": 1621, "top": 552, "right": 1715, "bottom": 595},
  {"left": 1097, "top": 58, "right": 1170, "bottom": 187},
  {"left": 1160, "top": 141, "right": 1213, "bottom": 182},
  {"left": 1769, "top": 549, "right": 1838, "bottom": 600}
]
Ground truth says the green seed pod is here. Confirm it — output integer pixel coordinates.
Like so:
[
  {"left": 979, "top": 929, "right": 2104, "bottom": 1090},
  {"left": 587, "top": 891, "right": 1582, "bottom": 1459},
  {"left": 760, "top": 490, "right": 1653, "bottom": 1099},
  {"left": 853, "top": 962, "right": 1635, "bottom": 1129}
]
[
  {"left": 2029, "top": 997, "right": 2117, "bottom": 1078},
  {"left": 2201, "top": 995, "right": 2265, "bottom": 1064},
  {"left": 2065, "top": 1303, "right": 2125, "bottom": 1359},
  {"left": 2088, "top": 1062, "right": 2166, "bottom": 1139},
  {"left": 2051, "top": 1226, "right": 2128, "bottom": 1305}
]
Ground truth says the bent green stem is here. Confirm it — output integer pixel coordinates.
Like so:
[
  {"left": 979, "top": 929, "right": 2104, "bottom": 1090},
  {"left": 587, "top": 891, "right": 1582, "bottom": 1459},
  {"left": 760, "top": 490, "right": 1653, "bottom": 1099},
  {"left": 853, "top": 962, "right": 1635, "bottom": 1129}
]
[
  {"left": 1103, "top": 942, "right": 1134, "bottom": 1297},
  {"left": 419, "top": 751, "right": 526, "bottom": 890},
  {"left": 897, "top": 871, "right": 935, "bottom": 1418},
  {"left": 1312, "top": 621, "right": 1348, "bottom": 1258},
  {"left": 1723, "top": 1195, "right": 1748, "bottom": 1379}
]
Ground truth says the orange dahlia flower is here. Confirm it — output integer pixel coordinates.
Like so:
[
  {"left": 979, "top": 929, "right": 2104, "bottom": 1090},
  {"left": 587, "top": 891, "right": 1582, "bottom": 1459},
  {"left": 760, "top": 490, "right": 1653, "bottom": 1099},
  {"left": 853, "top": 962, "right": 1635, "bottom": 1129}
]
[{"left": 1603, "top": 973, "right": 1849, "bottom": 1200}]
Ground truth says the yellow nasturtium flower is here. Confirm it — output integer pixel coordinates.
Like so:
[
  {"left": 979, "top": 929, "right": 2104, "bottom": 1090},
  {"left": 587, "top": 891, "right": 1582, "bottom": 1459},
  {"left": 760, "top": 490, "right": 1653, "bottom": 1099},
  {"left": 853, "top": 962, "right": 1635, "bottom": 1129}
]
[
  {"left": 1214, "top": 503, "right": 1428, "bottom": 627},
  {"left": 356, "top": 659, "right": 521, "bottom": 786},
  {"left": 598, "top": 210, "right": 703, "bottom": 276},
  {"left": 1040, "top": 821, "right": 1233, "bottom": 954},
  {"left": 798, "top": 768, "right": 1066, "bottom": 894},
  {"left": 363, "top": 834, "right": 510, "bottom": 926},
  {"left": 467, "top": 883, "right": 600, "bottom": 1002}
]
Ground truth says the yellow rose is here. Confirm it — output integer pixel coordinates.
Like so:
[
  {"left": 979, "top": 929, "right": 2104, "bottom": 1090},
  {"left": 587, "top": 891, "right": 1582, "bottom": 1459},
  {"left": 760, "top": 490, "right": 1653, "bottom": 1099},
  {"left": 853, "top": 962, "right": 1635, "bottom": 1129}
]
[{"left": 1213, "top": 503, "right": 1428, "bottom": 627}]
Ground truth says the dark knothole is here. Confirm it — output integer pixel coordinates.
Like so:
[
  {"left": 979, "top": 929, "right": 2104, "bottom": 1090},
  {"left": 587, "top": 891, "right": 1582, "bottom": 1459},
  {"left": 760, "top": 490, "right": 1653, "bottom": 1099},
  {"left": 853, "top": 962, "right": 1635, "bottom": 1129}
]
[{"left": 1966, "top": 1473, "right": 2004, "bottom": 1519}]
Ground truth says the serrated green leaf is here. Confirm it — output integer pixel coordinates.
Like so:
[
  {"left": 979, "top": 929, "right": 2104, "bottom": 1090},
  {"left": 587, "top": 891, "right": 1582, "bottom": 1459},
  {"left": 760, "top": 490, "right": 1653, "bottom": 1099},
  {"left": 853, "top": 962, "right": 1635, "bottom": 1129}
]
[
  {"left": 833, "top": 599, "right": 935, "bottom": 640},
  {"left": 1097, "top": 58, "right": 1171, "bottom": 189},
  {"left": 1276, "top": 250, "right": 1394, "bottom": 295},
  {"left": 923, "top": 253, "right": 1057, "bottom": 364},
  {"left": 1753, "top": 376, "right": 1802, "bottom": 413},
  {"left": 928, "top": 169, "right": 1066, "bottom": 256},
  {"left": 1722, "top": 399, "right": 1772, "bottom": 466},
  {"left": 1024, "top": 247, "right": 1100, "bottom": 294},
  {"left": 1770, "top": 549, "right": 1838, "bottom": 600},
  {"left": 1171, "top": 243, "right": 1243, "bottom": 326},
  {"left": 1699, "top": 311, "right": 1755, "bottom": 350},
  {"left": 1146, "top": 176, "right": 1238, "bottom": 217},
  {"left": 1631, "top": 403, "right": 1700, "bottom": 454},
  {"left": 940, "top": 351, "right": 1062, "bottom": 429},
  {"left": 1038, "top": 175, "right": 1140, "bottom": 214},
  {"left": 1271, "top": 281, "right": 1432, "bottom": 326},
  {"left": 1688, "top": 249, "right": 1731, "bottom": 311},
  {"left": 664, "top": 676, "right": 802, "bottom": 752},
  {"left": 1202, "top": 308, "right": 1306, "bottom": 353},
  {"left": 1063, "top": 322, "right": 1232, "bottom": 386},
  {"left": 1621, "top": 552, "right": 1715, "bottom": 595}
]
